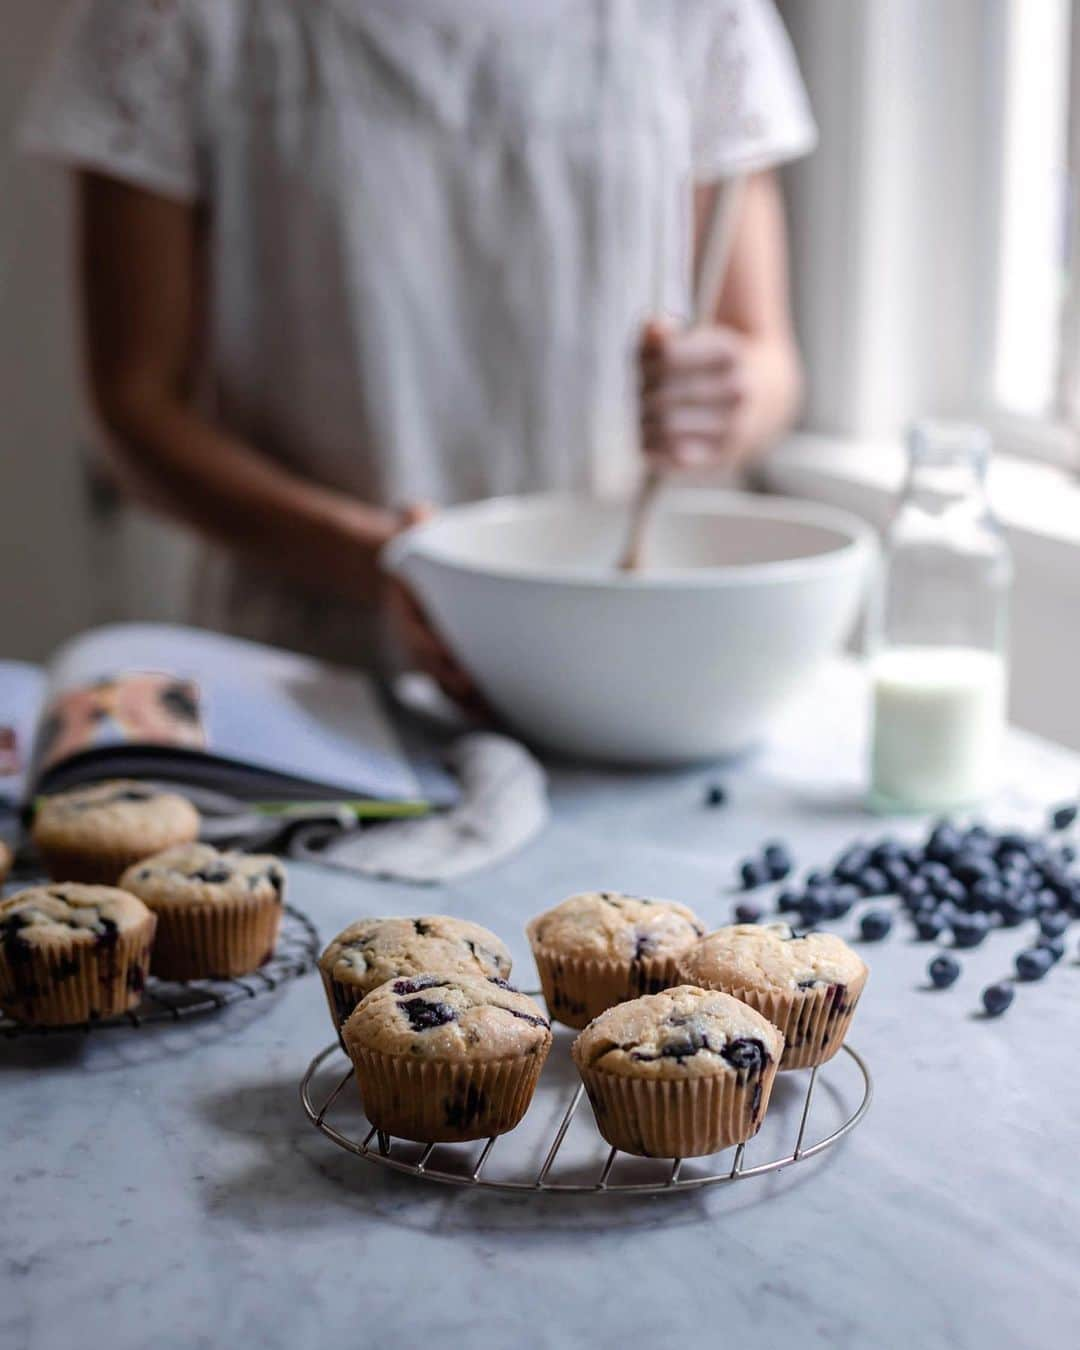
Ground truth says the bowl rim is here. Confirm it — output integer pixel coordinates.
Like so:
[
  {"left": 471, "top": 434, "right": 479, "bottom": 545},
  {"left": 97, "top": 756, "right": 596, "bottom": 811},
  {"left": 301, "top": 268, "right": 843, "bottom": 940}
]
[{"left": 383, "top": 490, "right": 877, "bottom": 590}]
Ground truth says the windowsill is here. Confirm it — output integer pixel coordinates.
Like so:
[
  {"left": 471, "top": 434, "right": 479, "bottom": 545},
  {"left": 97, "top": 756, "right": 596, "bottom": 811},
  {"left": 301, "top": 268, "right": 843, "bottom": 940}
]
[{"left": 763, "top": 432, "right": 1080, "bottom": 575}]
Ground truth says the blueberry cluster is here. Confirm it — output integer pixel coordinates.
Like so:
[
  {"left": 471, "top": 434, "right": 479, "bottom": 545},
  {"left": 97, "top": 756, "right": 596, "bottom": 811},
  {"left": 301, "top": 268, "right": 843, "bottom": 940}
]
[{"left": 731, "top": 803, "right": 1080, "bottom": 1017}]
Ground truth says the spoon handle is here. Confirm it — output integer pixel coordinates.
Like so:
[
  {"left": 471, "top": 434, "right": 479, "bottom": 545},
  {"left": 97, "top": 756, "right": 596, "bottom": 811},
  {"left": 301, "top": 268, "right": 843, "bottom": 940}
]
[{"left": 617, "top": 176, "right": 747, "bottom": 574}]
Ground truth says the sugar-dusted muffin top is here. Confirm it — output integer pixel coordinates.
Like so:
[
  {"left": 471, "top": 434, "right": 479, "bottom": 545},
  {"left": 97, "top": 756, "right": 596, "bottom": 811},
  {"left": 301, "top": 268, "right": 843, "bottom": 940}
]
[
  {"left": 572, "top": 985, "right": 784, "bottom": 1080},
  {"left": 344, "top": 973, "right": 550, "bottom": 1063},
  {"left": 527, "top": 892, "right": 704, "bottom": 962},
  {"left": 319, "top": 915, "right": 511, "bottom": 998},
  {"left": 679, "top": 923, "right": 868, "bottom": 996},
  {"left": 120, "top": 843, "right": 285, "bottom": 908},
  {"left": 33, "top": 780, "right": 200, "bottom": 854},
  {"left": 0, "top": 883, "right": 152, "bottom": 947}
]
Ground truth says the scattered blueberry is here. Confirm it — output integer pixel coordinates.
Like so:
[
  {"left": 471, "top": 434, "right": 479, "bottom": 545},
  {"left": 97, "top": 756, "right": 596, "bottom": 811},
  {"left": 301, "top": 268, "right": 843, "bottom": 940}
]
[
  {"left": 981, "top": 982, "right": 1015, "bottom": 1017},
  {"left": 1039, "top": 935, "right": 1066, "bottom": 963},
  {"left": 997, "top": 896, "right": 1035, "bottom": 928},
  {"left": 1050, "top": 802, "right": 1078, "bottom": 831},
  {"left": 734, "top": 902, "right": 762, "bottom": 924},
  {"left": 829, "top": 884, "right": 860, "bottom": 917},
  {"left": 776, "top": 889, "right": 801, "bottom": 913},
  {"left": 704, "top": 783, "right": 728, "bottom": 808},
  {"left": 1038, "top": 910, "right": 1070, "bottom": 939},
  {"left": 739, "top": 859, "right": 770, "bottom": 890},
  {"left": 951, "top": 913, "right": 991, "bottom": 949},
  {"left": 763, "top": 842, "right": 794, "bottom": 881},
  {"left": 799, "top": 893, "right": 828, "bottom": 925},
  {"left": 929, "top": 955, "right": 961, "bottom": 989},
  {"left": 1015, "top": 947, "right": 1053, "bottom": 981},
  {"left": 859, "top": 909, "right": 893, "bottom": 941},
  {"left": 915, "top": 912, "right": 947, "bottom": 941},
  {"left": 919, "top": 862, "right": 952, "bottom": 888},
  {"left": 858, "top": 867, "right": 890, "bottom": 897},
  {"left": 835, "top": 846, "right": 870, "bottom": 881}
]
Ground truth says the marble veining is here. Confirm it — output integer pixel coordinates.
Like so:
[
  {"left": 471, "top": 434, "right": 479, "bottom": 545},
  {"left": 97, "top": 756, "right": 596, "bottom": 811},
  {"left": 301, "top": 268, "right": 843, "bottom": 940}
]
[{"left": 2, "top": 665, "right": 1078, "bottom": 1350}]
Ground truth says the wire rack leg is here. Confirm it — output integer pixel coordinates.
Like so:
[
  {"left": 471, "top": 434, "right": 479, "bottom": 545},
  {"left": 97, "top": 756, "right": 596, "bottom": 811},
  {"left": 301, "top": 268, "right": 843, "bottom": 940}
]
[
  {"left": 793, "top": 1065, "right": 820, "bottom": 1160},
  {"left": 535, "top": 1083, "right": 585, "bottom": 1187}
]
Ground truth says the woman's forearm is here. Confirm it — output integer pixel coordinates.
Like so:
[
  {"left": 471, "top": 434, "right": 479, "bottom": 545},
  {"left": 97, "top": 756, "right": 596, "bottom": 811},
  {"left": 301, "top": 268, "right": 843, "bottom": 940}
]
[{"left": 95, "top": 387, "right": 399, "bottom": 603}]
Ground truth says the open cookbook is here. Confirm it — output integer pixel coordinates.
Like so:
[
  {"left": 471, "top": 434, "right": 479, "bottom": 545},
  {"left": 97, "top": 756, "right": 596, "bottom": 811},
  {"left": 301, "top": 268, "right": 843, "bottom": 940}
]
[{"left": 0, "top": 623, "right": 455, "bottom": 814}]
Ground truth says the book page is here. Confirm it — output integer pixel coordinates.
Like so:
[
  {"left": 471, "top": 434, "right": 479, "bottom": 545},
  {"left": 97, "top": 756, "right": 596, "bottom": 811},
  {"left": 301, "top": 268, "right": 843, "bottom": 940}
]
[
  {"left": 41, "top": 623, "right": 423, "bottom": 802},
  {"left": 0, "top": 660, "right": 48, "bottom": 804}
]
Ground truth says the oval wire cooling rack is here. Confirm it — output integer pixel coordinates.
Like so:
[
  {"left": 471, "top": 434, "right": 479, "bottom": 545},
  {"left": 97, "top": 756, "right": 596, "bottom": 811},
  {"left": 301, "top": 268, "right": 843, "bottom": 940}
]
[
  {"left": 300, "top": 1033, "right": 873, "bottom": 1197},
  {"left": 1, "top": 903, "right": 319, "bottom": 1036}
]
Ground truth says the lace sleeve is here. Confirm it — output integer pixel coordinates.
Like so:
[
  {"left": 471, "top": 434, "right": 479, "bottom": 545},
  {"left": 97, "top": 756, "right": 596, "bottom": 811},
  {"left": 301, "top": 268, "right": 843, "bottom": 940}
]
[
  {"left": 689, "top": 0, "right": 817, "bottom": 181},
  {"left": 19, "top": 0, "right": 204, "bottom": 202}
]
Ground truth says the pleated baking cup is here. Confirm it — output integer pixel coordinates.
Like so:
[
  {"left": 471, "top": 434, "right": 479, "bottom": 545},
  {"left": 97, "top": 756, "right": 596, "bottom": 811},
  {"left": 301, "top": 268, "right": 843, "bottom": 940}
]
[
  {"left": 577, "top": 1057, "right": 780, "bottom": 1159},
  {"left": 699, "top": 974, "right": 867, "bottom": 1072},
  {"left": 346, "top": 1041, "right": 551, "bottom": 1144},
  {"left": 147, "top": 895, "right": 282, "bottom": 981},
  {"left": 0, "top": 914, "right": 156, "bottom": 1027},
  {"left": 527, "top": 932, "right": 684, "bottom": 1030},
  {"left": 320, "top": 970, "right": 364, "bottom": 1036}
]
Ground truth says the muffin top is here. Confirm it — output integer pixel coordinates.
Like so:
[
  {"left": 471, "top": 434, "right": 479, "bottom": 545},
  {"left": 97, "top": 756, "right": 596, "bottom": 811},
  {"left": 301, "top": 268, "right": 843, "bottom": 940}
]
[
  {"left": 572, "top": 985, "right": 784, "bottom": 1080},
  {"left": 120, "top": 843, "right": 285, "bottom": 908},
  {"left": 32, "top": 780, "right": 200, "bottom": 853},
  {"left": 679, "top": 923, "right": 868, "bottom": 996},
  {"left": 319, "top": 915, "right": 511, "bottom": 997},
  {"left": 343, "top": 973, "right": 550, "bottom": 1063},
  {"left": 0, "top": 883, "right": 152, "bottom": 947},
  {"left": 527, "top": 891, "right": 704, "bottom": 962}
]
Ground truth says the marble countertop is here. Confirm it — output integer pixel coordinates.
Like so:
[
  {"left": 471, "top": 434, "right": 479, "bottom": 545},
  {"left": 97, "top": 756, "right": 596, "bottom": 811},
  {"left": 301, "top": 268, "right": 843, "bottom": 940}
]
[{"left": 4, "top": 665, "right": 1079, "bottom": 1350}]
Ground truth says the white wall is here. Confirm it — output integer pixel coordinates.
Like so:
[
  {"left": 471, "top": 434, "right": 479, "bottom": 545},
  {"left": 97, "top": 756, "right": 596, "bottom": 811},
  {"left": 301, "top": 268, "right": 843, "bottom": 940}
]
[
  {"left": 0, "top": 1, "right": 96, "bottom": 660},
  {"left": 0, "top": 4, "right": 194, "bottom": 664}
]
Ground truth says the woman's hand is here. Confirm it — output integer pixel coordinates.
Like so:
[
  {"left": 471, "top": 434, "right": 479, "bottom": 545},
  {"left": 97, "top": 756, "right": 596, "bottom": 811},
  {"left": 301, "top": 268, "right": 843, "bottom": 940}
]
[
  {"left": 384, "top": 506, "right": 491, "bottom": 718},
  {"left": 639, "top": 317, "right": 791, "bottom": 470}
]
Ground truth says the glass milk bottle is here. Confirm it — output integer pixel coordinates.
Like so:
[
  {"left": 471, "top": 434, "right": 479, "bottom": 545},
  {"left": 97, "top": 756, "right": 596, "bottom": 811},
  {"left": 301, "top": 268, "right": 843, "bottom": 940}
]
[{"left": 868, "top": 421, "right": 1012, "bottom": 812}]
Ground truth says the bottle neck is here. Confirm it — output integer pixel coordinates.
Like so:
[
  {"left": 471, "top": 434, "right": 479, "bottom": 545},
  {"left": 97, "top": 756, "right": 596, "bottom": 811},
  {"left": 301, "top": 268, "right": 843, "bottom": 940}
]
[{"left": 899, "top": 422, "right": 992, "bottom": 514}]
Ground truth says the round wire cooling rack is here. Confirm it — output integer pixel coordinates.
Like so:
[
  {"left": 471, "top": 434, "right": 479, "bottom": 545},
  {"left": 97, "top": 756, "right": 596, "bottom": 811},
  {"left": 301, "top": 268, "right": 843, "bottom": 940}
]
[
  {"left": 300, "top": 1037, "right": 873, "bottom": 1196},
  {"left": 1, "top": 904, "right": 319, "bottom": 1037}
]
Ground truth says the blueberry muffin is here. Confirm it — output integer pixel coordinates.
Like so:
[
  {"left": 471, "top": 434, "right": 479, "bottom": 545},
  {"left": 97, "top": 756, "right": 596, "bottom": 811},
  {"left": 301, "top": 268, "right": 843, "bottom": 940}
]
[
  {"left": 678, "top": 923, "right": 868, "bottom": 1070},
  {"left": 0, "top": 839, "right": 12, "bottom": 887},
  {"left": 0, "top": 883, "right": 156, "bottom": 1025},
  {"left": 119, "top": 843, "right": 285, "bottom": 980},
  {"left": 33, "top": 781, "right": 200, "bottom": 884},
  {"left": 526, "top": 891, "right": 705, "bottom": 1029},
  {"left": 572, "top": 986, "right": 784, "bottom": 1157},
  {"left": 318, "top": 915, "right": 512, "bottom": 1031},
  {"left": 342, "top": 973, "right": 552, "bottom": 1142}
]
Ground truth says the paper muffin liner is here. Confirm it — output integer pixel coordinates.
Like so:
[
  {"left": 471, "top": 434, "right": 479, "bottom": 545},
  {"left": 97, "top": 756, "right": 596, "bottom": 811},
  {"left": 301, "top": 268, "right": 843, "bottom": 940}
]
[
  {"left": 693, "top": 972, "right": 867, "bottom": 1071},
  {"left": 577, "top": 1055, "right": 780, "bottom": 1158},
  {"left": 346, "top": 1042, "right": 551, "bottom": 1144},
  {"left": 320, "top": 970, "right": 364, "bottom": 1037},
  {"left": 0, "top": 913, "right": 156, "bottom": 1027},
  {"left": 527, "top": 929, "right": 684, "bottom": 1030},
  {"left": 147, "top": 895, "right": 281, "bottom": 981}
]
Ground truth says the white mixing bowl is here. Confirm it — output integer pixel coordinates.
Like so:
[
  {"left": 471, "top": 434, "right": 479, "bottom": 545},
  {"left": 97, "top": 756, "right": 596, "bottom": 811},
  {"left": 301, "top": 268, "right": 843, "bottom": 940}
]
[{"left": 384, "top": 490, "right": 875, "bottom": 764}]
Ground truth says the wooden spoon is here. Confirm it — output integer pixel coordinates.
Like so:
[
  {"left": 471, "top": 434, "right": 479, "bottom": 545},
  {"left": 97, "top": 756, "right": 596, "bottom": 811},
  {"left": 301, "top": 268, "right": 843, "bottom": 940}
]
[{"left": 617, "top": 175, "right": 747, "bottom": 572}]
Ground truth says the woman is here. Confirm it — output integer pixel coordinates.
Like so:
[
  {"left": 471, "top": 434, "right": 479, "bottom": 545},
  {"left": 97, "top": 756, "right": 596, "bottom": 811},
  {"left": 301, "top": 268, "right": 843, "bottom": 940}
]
[{"left": 22, "top": 0, "right": 814, "bottom": 696}]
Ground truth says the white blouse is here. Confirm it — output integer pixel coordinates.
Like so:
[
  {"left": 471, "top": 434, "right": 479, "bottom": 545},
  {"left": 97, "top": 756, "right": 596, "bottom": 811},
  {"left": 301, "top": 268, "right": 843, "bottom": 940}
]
[{"left": 22, "top": 0, "right": 815, "bottom": 663}]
